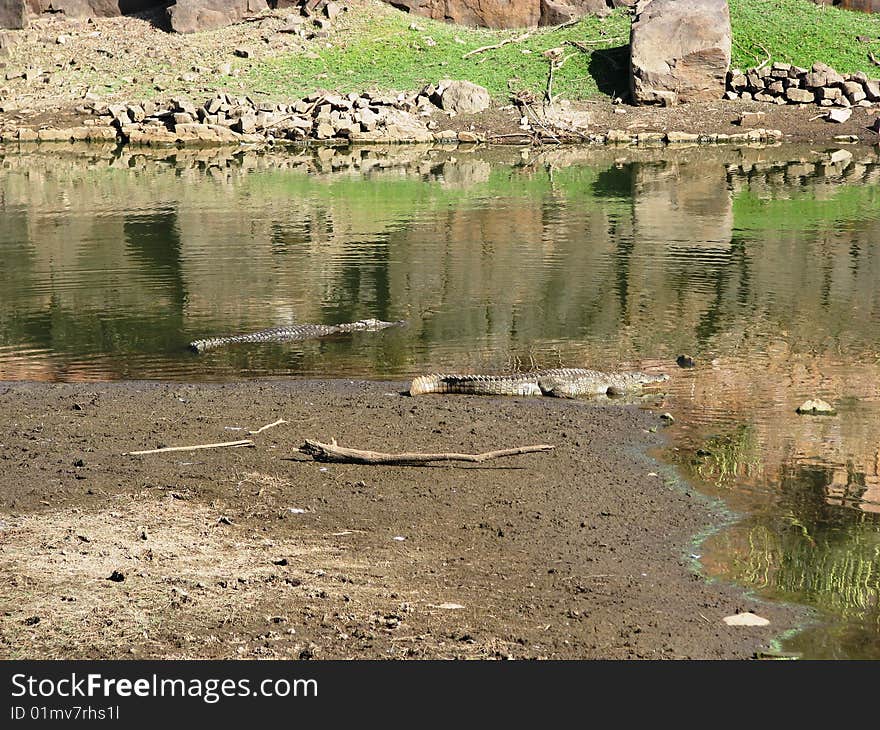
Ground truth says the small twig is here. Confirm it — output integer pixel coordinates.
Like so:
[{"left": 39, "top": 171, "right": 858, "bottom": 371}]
[
  {"left": 754, "top": 43, "right": 771, "bottom": 71},
  {"left": 124, "top": 440, "right": 254, "bottom": 455},
  {"left": 487, "top": 132, "right": 537, "bottom": 139},
  {"left": 299, "top": 438, "right": 554, "bottom": 465},
  {"left": 248, "top": 418, "right": 288, "bottom": 435},
  {"left": 869, "top": 50, "right": 880, "bottom": 68}
]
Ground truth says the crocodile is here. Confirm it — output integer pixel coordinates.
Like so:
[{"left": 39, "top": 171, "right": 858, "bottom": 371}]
[
  {"left": 189, "top": 318, "right": 405, "bottom": 353},
  {"left": 409, "top": 368, "right": 669, "bottom": 398}
]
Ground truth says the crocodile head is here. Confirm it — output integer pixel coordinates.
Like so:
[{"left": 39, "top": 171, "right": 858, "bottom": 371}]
[
  {"left": 540, "top": 370, "right": 670, "bottom": 398},
  {"left": 605, "top": 371, "right": 670, "bottom": 395},
  {"left": 352, "top": 318, "right": 407, "bottom": 331}
]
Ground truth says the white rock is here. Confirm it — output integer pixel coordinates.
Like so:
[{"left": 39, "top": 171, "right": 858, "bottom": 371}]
[
  {"left": 723, "top": 612, "right": 770, "bottom": 627},
  {"left": 825, "top": 108, "right": 852, "bottom": 124}
]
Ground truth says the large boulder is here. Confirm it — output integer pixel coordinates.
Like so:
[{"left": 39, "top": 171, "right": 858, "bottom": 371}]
[
  {"left": 167, "top": 0, "right": 269, "bottom": 33},
  {"left": 0, "top": 0, "right": 28, "bottom": 28},
  {"left": 437, "top": 79, "right": 491, "bottom": 114},
  {"left": 29, "top": 0, "right": 162, "bottom": 16},
  {"left": 813, "top": 0, "right": 879, "bottom": 12},
  {"left": 540, "top": 0, "right": 610, "bottom": 24},
  {"left": 380, "top": 0, "right": 613, "bottom": 28},
  {"left": 630, "top": 0, "right": 732, "bottom": 105}
]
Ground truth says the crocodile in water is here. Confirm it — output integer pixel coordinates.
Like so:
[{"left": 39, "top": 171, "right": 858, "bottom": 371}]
[
  {"left": 189, "top": 318, "right": 405, "bottom": 353},
  {"left": 409, "top": 368, "right": 669, "bottom": 398}
]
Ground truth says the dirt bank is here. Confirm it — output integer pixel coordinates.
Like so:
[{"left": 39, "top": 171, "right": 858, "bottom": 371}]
[{"left": 0, "top": 379, "right": 802, "bottom": 659}]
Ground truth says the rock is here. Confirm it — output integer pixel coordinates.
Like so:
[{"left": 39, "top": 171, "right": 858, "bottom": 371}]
[
  {"left": 355, "top": 106, "right": 380, "bottom": 130},
  {"left": 540, "top": 0, "right": 610, "bottom": 25},
  {"left": 804, "top": 71, "right": 828, "bottom": 88},
  {"left": 796, "top": 398, "right": 836, "bottom": 415},
  {"left": 676, "top": 354, "right": 695, "bottom": 368},
  {"left": 665, "top": 131, "right": 699, "bottom": 143},
  {"left": 864, "top": 79, "right": 880, "bottom": 102},
  {"left": 826, "top": 108, "right": 852, "bottom": 123},
  {"left": 630, "top": 0, "right": 731, "bottom": 105},
  {"left": 841, "top": 81, "right": 866, "bottom": 103},
  {"left": 871, "top": 117, "right": 880, "bottom": 134},
  {"left": 29, "top": 0, "right": 162, "bottom": 18},
  {"left": 167, "top": 0, "right": 269, "bottom": 34},
  {"left": 36, "top": 126, "right": 97, "bottom": 141},
  {"left": 107, "top": 570, "right": 125, "bottom": 582},
  {"left": 315, "top": 121, "right": 335, "bottom": 139},
  {"left": 736, "top": 111, "right": 765, "bottom": 127},
  {"left": 723, "top": 612, "right": 769, "bottom": 627},
  {"left": 817, "top": 86, "right": 843, "bottom": 101},
  {"left": 785, "top": 87, "right": 815, "bottom": 103},
  {"left": 378, "top": 0, "right": 609, "bottom": 28},
  {"left": 605, "top": 129, "right": 633, "bottom": 144},
  {"left": 812, "top": 63, "right": 844, "bottom": 86},
  {"left": 636, "top": 131, "right": 664, "bottom": 144},
  {"left": 232, "top": 112, "right": 257, "bottom": 133},
  {"left": 127, "top": 104, "right": 146, "bottom": 122},
  {"left": 437, "top": 80, "right": 491, "bottom": 115},
  {"left": 0, "top": 0, "right": 27, "bottom": 29},
  {"left": 457, "top": 131, "right": 481, "bottom": 143}
]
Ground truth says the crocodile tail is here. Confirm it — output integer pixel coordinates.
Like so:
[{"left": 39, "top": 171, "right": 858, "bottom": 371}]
[
  {"left": 410, "top": 375, "right": 441, "bottom": 395},
  {"left": 189, "top": 338, "right": 219, "bottom": 353}
]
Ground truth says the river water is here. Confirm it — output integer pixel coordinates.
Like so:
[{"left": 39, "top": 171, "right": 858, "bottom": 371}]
[{"left": 2, "top": 142, "right": 879, "bottom": 658}]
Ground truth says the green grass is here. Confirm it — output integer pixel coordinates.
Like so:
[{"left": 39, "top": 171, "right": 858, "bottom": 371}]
[
  {"left": 247, "top": 6, "right": 631, "bottom": 101},
  {"left": 729, "top": 0, "right": 880, "bottom": 73},
  {"left": 245, "top": 0, "right": 880, "bottom": 103}
]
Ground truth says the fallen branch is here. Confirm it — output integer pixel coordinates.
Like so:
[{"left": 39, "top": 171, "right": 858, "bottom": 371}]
[
  {"left": 299, "top": 438, "right": 554, "bottom": 465},
  {"left": 124, "top": 439, "right": 254, "bottom": 456},
  {"left": 523, "top": 103, "right": 561, "bottom": 144},
  {"left": 870, "top": 50, "right": 880, "bottom": 68},
  {"left": 462, "top": 17, "right": 583, "bottom": 59},
  {"left": 565, "top": 37, "right": 625, "bottom": 51},
  {"left": 248, "top": 418, "right": 288, "bottom": 435},
  {"left": 544, "top": 51, "right": 574, "bottom": 107},
  {"left": 463, "top": 31, "right": 533, "bottom": 59},
  {"left": 754, "top": 43, "right": 771, "bottom": 71}
]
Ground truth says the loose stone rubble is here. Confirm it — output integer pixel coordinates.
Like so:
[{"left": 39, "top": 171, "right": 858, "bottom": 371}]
[
  {"left": 0, "top": 77, "right": 790, "bottom": 148},
  {"left": 726, "top": 61, "right": 880, "bottom": 112},
  {"left": 2, "top": 58, "right": 878, "bottom": 148}
]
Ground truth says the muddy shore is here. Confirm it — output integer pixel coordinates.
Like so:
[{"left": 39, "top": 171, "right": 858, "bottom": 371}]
[{"left": 0, "top": 379, "right": 802, "bottom": 660}]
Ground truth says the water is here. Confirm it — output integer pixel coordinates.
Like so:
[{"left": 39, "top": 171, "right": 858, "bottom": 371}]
[{"left": 2, "top": 141, "right": 880, "bottom": 658}]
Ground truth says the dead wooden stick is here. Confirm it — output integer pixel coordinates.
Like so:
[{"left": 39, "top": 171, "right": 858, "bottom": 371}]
[
  {"left": 462, "top": 17, "right": 583, "bottom": 58},
  {"left": 124, "top": 439, "right": 254, "bottom": 455},
  {"left": 870, "top": 50, "right": 880, "bottom": 68},
  {"left": 565, "top": 37, "right": 625, "bottom": 50},
  {"left": 463, "top": 31, "right": 533, "bottom": 59},
  {"left": 248, "top": 418, "right": 288, "bottom": 435},
  {"left": 754, "top": 43, "right": 771, "bottom": 71},
  {"left": 300, "top": 438, "right": 554, "bottom": 465}
]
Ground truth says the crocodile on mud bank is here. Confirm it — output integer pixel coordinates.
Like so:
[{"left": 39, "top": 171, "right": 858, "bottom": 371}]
[
  {"left": 409, "top": 368, "right": 670, "bottom": 398},
  {"left": 189, "top": 318, "right": 405, "bottom": 353}
]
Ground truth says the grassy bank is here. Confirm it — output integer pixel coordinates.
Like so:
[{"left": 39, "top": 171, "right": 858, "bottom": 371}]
[
  {"left": 246, "top": 0, "right": 880, "bottom": 102},
  {"left": 2, "top": 0, "right": 879, "bottom": 115}
]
